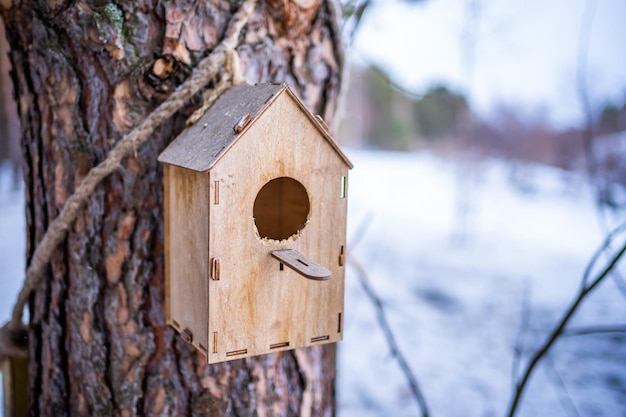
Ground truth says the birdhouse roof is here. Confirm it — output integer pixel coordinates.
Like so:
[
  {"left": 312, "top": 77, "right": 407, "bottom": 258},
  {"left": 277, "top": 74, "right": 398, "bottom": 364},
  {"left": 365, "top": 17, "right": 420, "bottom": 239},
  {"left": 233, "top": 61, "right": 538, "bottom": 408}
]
[{"left": 158, "top": 83, "right": 353, "bottom": 172}]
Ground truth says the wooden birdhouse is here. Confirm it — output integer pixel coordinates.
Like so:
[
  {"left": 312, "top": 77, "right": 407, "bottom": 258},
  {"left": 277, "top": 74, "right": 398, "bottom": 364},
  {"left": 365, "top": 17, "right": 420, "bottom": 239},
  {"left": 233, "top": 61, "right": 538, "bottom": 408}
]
[{"left": 158, "top": 83, "right": 352, "bottom": 364}]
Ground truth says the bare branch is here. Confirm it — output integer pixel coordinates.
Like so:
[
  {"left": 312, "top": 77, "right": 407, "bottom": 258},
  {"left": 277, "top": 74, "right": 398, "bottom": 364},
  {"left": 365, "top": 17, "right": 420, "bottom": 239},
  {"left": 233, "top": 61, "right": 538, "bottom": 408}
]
[
  {"left": 577, "top": 0, "right": 598, "bottom": 184},
  {"left": 581, "top": 221, "right": 626, "bottom": 288},
  {"left": 510, "top": 282, "right": 531, "bottom": 390},
  {"left": 561, "top": 326, "right": 626, "bottom": 337},
  {"left": 348, "top": 256, "right": 431, "bottom": 417},
  {"left": 506, "top": 227, "right": 626, "bottom": 417},
  {"left": 354, "top": 60, "right": 425, "bottom": 100},
  {"left": 609, "top": 271, "right": 626, "bottom": 300},
  {"left": 348, "top": 212, "right": 375, "bottom": 251},
  {"left": 343, "top": 0, "right": 373, "bottom": 45},
  {"left": 542, "top": 352, "right": 582, "bottom": 417},
  {"left": 574, "top": 0, "right": 626, "bottom": 303}
]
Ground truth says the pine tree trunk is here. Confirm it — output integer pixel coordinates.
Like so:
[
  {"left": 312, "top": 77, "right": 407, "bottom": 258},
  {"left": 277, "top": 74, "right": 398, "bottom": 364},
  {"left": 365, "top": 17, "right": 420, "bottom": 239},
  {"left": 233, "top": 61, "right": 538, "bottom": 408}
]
[
  {"left": 1, "top": 0, "right": 343, "bottom": 415},
  {"left": 0, "top": 17, "right": 21, "bottom": 183}
]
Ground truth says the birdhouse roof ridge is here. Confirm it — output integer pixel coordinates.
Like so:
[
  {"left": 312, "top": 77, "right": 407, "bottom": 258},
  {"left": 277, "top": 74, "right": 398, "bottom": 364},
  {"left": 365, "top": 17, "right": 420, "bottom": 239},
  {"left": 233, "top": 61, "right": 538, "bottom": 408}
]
[{"left": 157, "top": 83, "right": 353, "bottom": 172}]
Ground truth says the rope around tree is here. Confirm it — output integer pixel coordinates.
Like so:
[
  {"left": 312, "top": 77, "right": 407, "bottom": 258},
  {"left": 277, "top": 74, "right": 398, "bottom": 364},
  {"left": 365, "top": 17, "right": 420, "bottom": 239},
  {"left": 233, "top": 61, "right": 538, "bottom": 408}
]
[{"left": 0, "top": 0, "right": 256, "bottom": 360}]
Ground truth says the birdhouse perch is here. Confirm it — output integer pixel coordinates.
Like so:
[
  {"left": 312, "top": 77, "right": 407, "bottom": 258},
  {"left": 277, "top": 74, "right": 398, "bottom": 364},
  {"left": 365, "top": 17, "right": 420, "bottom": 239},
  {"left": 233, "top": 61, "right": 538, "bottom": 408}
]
[{"left": 158, "top": 83, "right": 352, "bottom": 363}]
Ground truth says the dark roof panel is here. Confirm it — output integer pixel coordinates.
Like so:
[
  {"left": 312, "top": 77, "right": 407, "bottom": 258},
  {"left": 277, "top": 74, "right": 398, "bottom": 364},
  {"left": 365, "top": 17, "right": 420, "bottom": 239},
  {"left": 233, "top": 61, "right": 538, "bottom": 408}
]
[
  {"left": 158, "top": 83, "right": 353, "bottom": 171},
  {"left": 158, "top": 83, "right": 283, "bottom": 172}
]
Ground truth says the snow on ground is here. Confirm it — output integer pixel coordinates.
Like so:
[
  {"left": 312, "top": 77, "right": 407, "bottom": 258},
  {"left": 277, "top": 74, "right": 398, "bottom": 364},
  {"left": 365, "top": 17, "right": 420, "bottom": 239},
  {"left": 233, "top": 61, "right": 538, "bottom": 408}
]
[
  {"left": 0, "top": 162, "right": 25, "bottom": 322},
  {"left": 338, "top": 149, "right": 626, "bottom": 417},
  {"left": 1, "top": 151, "right": 625, "bottom": 416},
  {"left": 0, "top": 162, "right": 26, "bottom": 416}
]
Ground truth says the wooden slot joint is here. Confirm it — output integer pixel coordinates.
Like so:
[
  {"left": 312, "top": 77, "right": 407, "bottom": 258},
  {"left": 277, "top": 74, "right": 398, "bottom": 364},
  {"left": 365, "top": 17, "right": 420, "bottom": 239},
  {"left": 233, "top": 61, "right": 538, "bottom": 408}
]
[
  {"left": 199, "top": 344, "right": 208, "bottom": 354},
  {"left": 181, "top": 328, "right": 193, "bottom": 344},
  {"left": 340, "top": 175, "right": 347, "bottom": 198},
  {"left": 213, "top": 181, "right": 219, "bottom": 205},
  {"left": 210, "top": 257, "right": 221, "bottom": 281},
  {"left": 315, "top": 114, "right": 329, "bottom": 132},
  {"left": 233, "top": 114, "right": 252, "bottom": 133},
  {"left": 226, "top": 349, "right": 247, "bottom": 357},
  {"left": 271, "top": 249, "right": 331, "bottom": 280},
  {"left": 310, "top": 335, "right": 329, "bottom": 343},
  {"left": 338, "top": 245, "right": 345, "bottom": 266},
  {"left": 269, "top": 341, "right": 290, "bottom": 349},
  {"left": 212, "top": 332, "right": 218, "bottom": 353},
  {"left": 338, "top": 312, "right": 343, "bottom": 333}
]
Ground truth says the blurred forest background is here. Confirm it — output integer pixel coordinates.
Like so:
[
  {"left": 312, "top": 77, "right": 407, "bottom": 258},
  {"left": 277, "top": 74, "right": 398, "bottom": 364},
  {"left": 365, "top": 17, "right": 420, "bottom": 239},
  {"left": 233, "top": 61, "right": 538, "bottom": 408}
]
[
  {"left": 334, "top": 0, "right": 626, "bottom": 214},
  {"left": 338, "top": 64, "right": 626, "bottom": 207},
  {"left": 2, "top": 1, "right": 626, "bottom": 203},
  {"left": 341, "top": 65, "right": 626, "bottom": 162},
  {"left": 1, "top": 1, "right": 626, "bottom": 416}
]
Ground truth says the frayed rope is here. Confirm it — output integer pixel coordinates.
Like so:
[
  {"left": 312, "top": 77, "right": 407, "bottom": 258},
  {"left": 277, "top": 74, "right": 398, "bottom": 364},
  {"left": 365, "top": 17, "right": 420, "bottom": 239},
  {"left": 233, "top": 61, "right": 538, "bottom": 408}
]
[{"left": 0, "top": 0, "right": 255, "bottom": 360}]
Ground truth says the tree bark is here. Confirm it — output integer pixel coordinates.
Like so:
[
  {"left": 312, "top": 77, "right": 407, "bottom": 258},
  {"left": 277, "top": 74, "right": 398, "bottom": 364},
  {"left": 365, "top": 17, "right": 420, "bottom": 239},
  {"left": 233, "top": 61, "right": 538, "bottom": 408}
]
[
  {"left": 1, "top": 0, "right": 343, "bottom": 415},
  {"left": 0, "top": 17, "right": 21, "bottom": 183}
]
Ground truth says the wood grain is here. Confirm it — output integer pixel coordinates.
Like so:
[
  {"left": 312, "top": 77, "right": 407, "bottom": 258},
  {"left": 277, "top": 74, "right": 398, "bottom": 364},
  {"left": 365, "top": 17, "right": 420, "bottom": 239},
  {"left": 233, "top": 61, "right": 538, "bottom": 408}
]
[
  {"left": 162, "top": 85, "right": 350, "bottom": 363},
  {"left": 1, "top": 357, "right": 29, "bottom": 417},
  {"left": 3, "top": 0, "right": 344, "bottom": 413},
  {"left": 165, "top": 165, "right": 209, "bottom": 355}
]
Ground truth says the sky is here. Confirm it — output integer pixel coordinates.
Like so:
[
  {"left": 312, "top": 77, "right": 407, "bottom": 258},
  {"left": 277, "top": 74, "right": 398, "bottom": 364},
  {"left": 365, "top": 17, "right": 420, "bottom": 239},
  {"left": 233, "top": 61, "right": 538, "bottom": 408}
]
[{"left": 352, "top": 0, "right": 626, "bottom": 128}]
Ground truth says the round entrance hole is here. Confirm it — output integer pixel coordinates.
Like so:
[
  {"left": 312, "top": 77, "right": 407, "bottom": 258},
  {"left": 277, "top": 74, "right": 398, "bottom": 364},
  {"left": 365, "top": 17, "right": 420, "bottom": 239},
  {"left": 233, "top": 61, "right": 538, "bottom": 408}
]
[{"left": 253, "top": 177, "right": 310, "bottom": 241}]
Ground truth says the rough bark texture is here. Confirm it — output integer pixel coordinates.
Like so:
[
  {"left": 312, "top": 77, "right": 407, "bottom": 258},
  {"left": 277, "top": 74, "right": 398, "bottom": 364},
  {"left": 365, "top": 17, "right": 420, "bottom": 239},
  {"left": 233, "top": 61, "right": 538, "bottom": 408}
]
[
  {"left": 0, "top": 17, "right": 21, "bottom": 182},
  {"left": 1, "top": 0, "right": 342, "bottom": 415}
]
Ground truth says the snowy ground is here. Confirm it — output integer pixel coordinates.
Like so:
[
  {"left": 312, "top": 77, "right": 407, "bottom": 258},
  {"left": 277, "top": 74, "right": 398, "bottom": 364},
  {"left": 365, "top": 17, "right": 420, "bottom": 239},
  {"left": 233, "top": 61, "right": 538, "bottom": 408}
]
[
  {"left": 338, "top": 150, "right": 626, "bottom": 417},
  {"left": 1, "top": 151, "right": 625, "bottom": 416}
]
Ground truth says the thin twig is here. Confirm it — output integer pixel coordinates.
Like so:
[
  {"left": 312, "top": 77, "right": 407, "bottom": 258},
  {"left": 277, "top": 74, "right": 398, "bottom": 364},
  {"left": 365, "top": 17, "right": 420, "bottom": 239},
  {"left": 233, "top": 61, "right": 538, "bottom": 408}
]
[
  {"left": 577, "top": 0, "right": 599, "bottom": 198},
  {"left": 577, "top": 0, "right": 598, "bottom": 212},
  {"left": 343, "top": 0, "right": 373, "bottom": 45},
  {"left": 609, "top": 270, "right": 626, "bottom": 300},
  {"left": 505, "top": 230, "right": 626, "bottom": 417},
  {"left": 580, "top": 220, "right": 626, "bottom": 303},
  {"left": 542, "top": 352, "right": 582, "bottom": 417},
  {"left": 575, "top": 0, "right": 626, "bottom": 303},
  {"left": 561, "top": 326, "right": 626, "bottom": 337},
  {"left": 361, "top": 61, "right": 425, "bottom": 100},
  {"left": 348, "top": 212, "right": 374, "bottom": 251},
  {"left": 581, "top": 221, "right": 626, "bottom": 288},
  {"left": 510, "top": 282, "right": 531, "bottom": 390},
  {"left": 348, "top": 256, "right": 431, "bottom": 417},
  {"left": 9, "top": 0, "right": 256, "bottom": 326}
]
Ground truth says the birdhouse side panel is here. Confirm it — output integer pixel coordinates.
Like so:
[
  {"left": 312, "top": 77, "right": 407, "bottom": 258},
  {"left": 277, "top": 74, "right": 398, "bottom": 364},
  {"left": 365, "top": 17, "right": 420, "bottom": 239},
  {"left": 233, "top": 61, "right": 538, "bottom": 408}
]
[
  {"left": 165, "top": 165, "right": 210, "bottom": 355},
  {"left": 206, "top": 93, "right": 347, "bottom": 363}
]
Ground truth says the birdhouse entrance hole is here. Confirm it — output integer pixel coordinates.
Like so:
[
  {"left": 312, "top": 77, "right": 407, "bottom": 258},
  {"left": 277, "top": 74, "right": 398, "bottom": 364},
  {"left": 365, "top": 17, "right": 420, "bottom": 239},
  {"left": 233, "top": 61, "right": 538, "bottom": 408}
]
[{"left": 253, "top": 177, "right": 310, "bottom": 241}]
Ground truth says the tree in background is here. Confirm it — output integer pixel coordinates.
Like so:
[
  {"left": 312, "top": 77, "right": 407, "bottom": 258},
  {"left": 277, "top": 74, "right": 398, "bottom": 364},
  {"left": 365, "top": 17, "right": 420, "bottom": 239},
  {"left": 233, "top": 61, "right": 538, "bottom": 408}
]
[
  {"left": 359, "top": 67, "right": 415, "bottom": 150},
  {"left": 0, "top": 0, "right": 343, "bottom": 414},
  {"left": 596, "top": 100, "right": 626, "bottom": 136},
  {"left": 341, "top": 67, "right": 470, "bottom": 150},
  {"left": 413, "top": 85, "right": 468, "bottom": 141}
]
